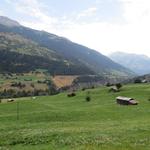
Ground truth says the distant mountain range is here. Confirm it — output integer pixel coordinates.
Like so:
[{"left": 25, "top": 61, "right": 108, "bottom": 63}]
[
  {"left": 109, "top": 52, "right": 150, "bottom": 75},
  {"left": 0, "top": 16, "right": 134, "bottom": 78}
]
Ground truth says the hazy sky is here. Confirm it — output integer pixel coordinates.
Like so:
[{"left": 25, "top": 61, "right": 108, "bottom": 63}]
[{"left": 1, "top": 0, "right": 150, "bottom": 56}]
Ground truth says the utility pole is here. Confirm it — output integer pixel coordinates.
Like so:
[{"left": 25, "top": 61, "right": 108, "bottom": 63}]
[{"left": 17, "top": 101, "right": 19, "bottom": 120}]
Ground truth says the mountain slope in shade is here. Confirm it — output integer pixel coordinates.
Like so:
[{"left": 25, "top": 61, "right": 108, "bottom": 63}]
[
  {"left": 109, "top": 52, "right": 150, "bottom": 75},
  {"left": 0, "top": 32, "right": 93, "bottom": 74},
  {"left": 0, "top": 16, "right": 134, "bottom": 78}
]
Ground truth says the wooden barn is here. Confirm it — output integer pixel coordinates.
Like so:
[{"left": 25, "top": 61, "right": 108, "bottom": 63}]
[
  {"left": 116, "top": 96, "right": 138, "bottom": 105},
  {"left": 7, "top": 99, "right": 14, "bottom": 102}
]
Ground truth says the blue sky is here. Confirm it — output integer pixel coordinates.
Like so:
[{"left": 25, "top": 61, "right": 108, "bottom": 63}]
[
  {"left": 1, "top": 0, "right": 150, "bottom": 56},
  {"left": 0, "top": 0, "right": 123, "bottom": 23}
]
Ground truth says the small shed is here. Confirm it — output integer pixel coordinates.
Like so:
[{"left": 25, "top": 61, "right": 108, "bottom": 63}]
[
  {"left": 7, "top": 99, "right": 14, "bottom": 102},
  {"left": 116, "top": 96, "right": 138, "bottom": 105},
  {"left": 109, "top": 86, "right": 119, "bottom": 92},
  {"left": 142, "top": 79, "right": 148, "bottom": 83}
]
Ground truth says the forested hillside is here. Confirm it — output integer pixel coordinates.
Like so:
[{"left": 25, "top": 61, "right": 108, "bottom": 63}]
[
  {"left": 0, "top": 16, "right": 134, "bottom": 78},
  {"left": 0, "top": 32, "right": 94, "bottom": 75}
]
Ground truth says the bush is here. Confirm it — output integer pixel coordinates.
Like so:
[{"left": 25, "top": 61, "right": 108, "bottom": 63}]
[
  {"left": 86, "top": 91, "right": 91, "bottom": 102},
  {"left": 115, "top": 83, "right": 122, "bottom": 90},
  {"left": 91, "top": 86, "right": 95, "bottom": 89},
  {"left": 86, "top": 96, "right": 91, "bottom": 102},
  {"left": 134, "top": 79, "right": 142, "bottom": 83},
  {"left": 106, "top": 82, "right": 114, "bottom": 87},
  {"left": 106, "top": 82, "right": 111, "bottom": 87},
  {"left": 82, "top": 88, "right": 86, "bottom": 91},
  {"left": 67, "top": 92, "right": 76, "bottom": 97},
  {"left": 11, "top": 82, "right": 26, "bottom": 88}
]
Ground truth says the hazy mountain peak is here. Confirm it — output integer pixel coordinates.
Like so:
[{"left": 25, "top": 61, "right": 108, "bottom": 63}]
[
  {"left": 0, "top": 16, "right": 20, "bottom": 27},
  {"left": 109, "top": 51, "right": 150, "bottom": 75},
  {"left": 110, "top": 51, "right": 149, "bottom": 58}
]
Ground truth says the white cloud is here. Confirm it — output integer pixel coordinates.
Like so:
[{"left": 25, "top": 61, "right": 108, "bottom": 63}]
[
  {"left": 56, "top": 0, "right": 150, "bottom": 56},
  {"left": 77, "top": 7, "right": 98, "bottom": 19},
  {"left": 121, "top": 0, "right": 150, "bottom": 23},
  {"left": 0, "top": 10, "right": 4, "bottom": 16},
  {"left": 8, "top": 0, "right": 59, "bottom": 32}
]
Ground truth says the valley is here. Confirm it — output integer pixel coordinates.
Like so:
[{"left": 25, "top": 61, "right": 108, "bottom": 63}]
[{"left": 0, "top": 16, "right": 150, "bottom": 150}]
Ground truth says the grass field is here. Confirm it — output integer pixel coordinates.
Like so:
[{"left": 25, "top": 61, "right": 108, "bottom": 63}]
[{"left": 0, "top": 84, "right": 150, "bottom": 150}]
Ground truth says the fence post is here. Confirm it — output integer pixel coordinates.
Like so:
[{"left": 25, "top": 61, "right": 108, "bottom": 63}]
[{"left": 17, "top": 101, "right": 19, "bottom": 120}]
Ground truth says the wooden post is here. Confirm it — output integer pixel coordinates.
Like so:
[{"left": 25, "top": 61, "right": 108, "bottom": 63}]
[{"left": 17, "top": 101, "right": 19, "bottom": 120}]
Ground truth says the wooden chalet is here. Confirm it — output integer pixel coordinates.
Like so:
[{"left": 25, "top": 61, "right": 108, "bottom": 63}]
[{"left": 116, "top": 96, "right": 138, "bottom": 105}]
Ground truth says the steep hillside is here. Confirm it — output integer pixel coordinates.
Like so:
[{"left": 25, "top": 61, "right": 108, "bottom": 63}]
[
  {"left": 0, "top": 32, "right": 93, "bottom": 74},
  {"left": 109, "top": 52, "right": 150, "bottom": 75},
  {"left": 0, "top": 16, "right": 134, "bottom": 78},
  {"left": 0, "top": 32, "right": 59, "bottom": 59}
]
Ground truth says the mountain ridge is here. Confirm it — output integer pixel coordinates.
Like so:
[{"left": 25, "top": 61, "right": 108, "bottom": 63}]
[
  {"left": 109, "top": 52, "right": 150, "bottom": 75},
  {"left": 0, "top": 16, "right": 135, "bottom": 78},
  {"left": 0, "top": 16, "right": 20, "bottom": 27}
]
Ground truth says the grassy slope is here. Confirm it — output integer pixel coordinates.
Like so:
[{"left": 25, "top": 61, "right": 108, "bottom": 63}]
[{"left": 0, "top": 84, "right": 150, "bottom": 150}]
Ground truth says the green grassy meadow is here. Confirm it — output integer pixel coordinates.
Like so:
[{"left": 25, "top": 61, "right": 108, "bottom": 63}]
[{"left": 0, "top": 84, "right": 150, "bottom": 150}]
